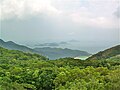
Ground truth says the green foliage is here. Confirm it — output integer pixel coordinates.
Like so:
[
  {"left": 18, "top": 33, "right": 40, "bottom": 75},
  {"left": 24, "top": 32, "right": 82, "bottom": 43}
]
[{"left": 0, "top": 47, "right": 120, "bottom": 90}]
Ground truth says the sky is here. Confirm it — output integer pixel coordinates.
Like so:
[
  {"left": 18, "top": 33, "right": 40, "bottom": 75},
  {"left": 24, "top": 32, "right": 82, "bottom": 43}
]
[{"left": 0, "top": 0, "right": 120, "bottom": 52}]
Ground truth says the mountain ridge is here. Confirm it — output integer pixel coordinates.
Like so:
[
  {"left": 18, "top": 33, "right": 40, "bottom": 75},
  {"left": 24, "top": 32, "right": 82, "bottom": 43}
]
[
  {"left": 34, "top": 47, "right": 90, "bottom": 59},
  {"left": 87, "top": 45, "right": 120, "bottom": 60},
  {"left": 0, "top": 39, "right": 34, "bottom": 52}
]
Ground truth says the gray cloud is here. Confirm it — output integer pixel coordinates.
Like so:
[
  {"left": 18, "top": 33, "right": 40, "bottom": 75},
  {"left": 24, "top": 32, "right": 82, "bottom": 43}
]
[{"left": 0, "top": 0, "right": 119, "bottom": 51}]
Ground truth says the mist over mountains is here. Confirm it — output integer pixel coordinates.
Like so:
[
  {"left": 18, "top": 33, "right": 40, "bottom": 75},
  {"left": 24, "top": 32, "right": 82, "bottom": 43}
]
[{"left": 25, "top": 39, "right": 119, "bottom": 54}]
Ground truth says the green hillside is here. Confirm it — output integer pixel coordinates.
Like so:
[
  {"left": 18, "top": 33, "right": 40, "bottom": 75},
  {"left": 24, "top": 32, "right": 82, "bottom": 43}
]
[
  {"left": 0, "top": 46, "right": 120, "bottom": 90},
  {"left": 87, "top": 45, "right": 120, "bottom": 60}
]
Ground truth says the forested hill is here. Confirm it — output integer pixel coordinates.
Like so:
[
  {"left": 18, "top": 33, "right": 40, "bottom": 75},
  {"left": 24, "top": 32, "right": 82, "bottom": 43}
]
[
  {"left": 0, "top": 47, "right": 48, "bottom": 61},
  {"left": 0, "top": 46, "right": 120, "bottom": 90},
  {"left": 87, "top": 45, "right": 120, "bottom": 60}
]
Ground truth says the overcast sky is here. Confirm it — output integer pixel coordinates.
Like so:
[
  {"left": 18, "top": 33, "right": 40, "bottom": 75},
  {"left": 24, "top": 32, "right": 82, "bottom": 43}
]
[{"left": 0, "top": 0, "right": 119, "bottom": 47}]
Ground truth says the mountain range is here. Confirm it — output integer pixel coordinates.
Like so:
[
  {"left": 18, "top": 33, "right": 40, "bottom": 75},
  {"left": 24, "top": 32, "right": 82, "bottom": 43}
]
[
  {"left": 0, "top": 39, "right": 90, "bottom": 59},
  {"left": 34, "top": 47, "right": 90, "bottom": 59}
]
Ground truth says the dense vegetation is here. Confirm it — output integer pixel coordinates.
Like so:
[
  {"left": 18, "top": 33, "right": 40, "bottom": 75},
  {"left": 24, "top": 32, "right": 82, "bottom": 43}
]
[{"left": 0, "top": 46, "right": 120, "bottom": 90}]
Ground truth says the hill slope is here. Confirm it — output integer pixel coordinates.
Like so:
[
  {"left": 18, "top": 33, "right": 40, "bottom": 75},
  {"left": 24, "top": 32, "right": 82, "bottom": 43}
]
[
  {"left": 87, "top": 45, "right": 120, "bottom": 60},
  {"left": 0, "top": 39, "right": 34, "bottom": 53}
]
